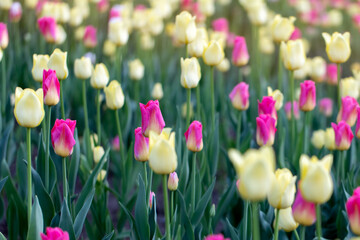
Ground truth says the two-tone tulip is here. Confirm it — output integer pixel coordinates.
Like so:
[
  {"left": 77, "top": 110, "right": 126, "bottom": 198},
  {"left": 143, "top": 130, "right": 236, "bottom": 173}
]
[
  {"left": 356, "top": 108, "right": 360, "bottom": 139},
  {"left": 232, "top": 36, "right": 249, "bottom": 67},
  {"left": 267, "top": 87, "right": 283, "bottom": 110},
  {"left": 83, "top": 25, "right": 97, "bottom": 48},
  {"left": 104, "top": 80, "right": 124, "bottom": 110},
  {"left": 38, "top": 17, "right": 57, "bottom": 43},
  {"left": 299, "top": 80, "right": 316, "bottom": 112},
  {"left": 337, "top": 96, "right": 359, "bottom": 126},
  {"left": 0, "top": 23, "right": 8, "bottom": 49},
  {"left": 43, "top": 69, "right": 60, "bottom": 106},
  {"left": 319, "top": 98, "right": 333, "bottom": 117},
  {"left": 322, "top": 32, "right": 351, "bottom": 63},
  {"left": 258, "top": 96, "right": 277, "bottom": 120},
  {"left": 90, "top": 63, "right": 109, "bottom": 89},
  {"left": 184, "top": 121, "right": 203, "bottom": 152},
  {"left": 139, "top": 100, "right": 165, "bottom": 137},
  {"left": 134, "top": 127, "right": 149, "bottom": 162},
  {"left": 256, "top": 114, "right": 277, "bottom": 146},
  {"left": 51, "top": 119, "right": 76, "bottom": 157},
  {"left": 332, "top": 121, "right": 354, "bottom": 151},
  {"left": 284, "top": 101, "right": 300, "bottom": 120},
  {"left": 180, "top": 57, "right": 201, "bottom": 88},
  {"left": 9, "top": 2, "right": 22, "bottom": 23},
  {"left": 168, "top": 172, "right": 179, "bottom": 191},
  {"left": 346, "top": 187, "right": 360, "bottom": 235},
  {"left": 292, "top": 188, "right": 316, "bottom": 226},
  {"left": 229, "top": 82, "right": 249, "bottom": 111}
]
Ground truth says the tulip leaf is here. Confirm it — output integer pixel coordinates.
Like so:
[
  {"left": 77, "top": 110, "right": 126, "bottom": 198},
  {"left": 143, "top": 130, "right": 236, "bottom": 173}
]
[
  {"left": 59, "top": 200, "right": 76, "bottom": 240},
  {"left": 0, "top": 232, "right": 6, "bottom": 240},
  {"left": 26, "top": 196, "right": 43, "bottom": 240},
  {"left": 74, "top": 188, "right": 94, "bottom": 239},
  {"left": 101, "top": 230, "right": 114, "bottom": 240},
  {"left": 213, "top": 181, "right": 236, "bottom": 227},
  {"left": 225, "top": 218, "right": 238, "bottom": 239},
  {"left": 177, "top": 190, "right": 194, "bottom": 240},
  {"left": 191, "top": 180, "right": 215, "bottom": 227},
  {"left": 118, "top": 201, "right": 140, "bottom": 239},
  {"left": 134, "top": 174, "right": 150, "bottom": 240},
  {"left": 0, "top": 177, "right": 8, "bottom": 193},
  {"left": 0, "top": 121, "right": 13, "bottom": 173},
  {"left": 7, "top": 196, "right": 19, "bottom": 240},
  {"left": 208, "top": 115, "right": 220, "bottom": 177},
  {"left": 69, "top": 128, "right": 80, "bottom": 195}
]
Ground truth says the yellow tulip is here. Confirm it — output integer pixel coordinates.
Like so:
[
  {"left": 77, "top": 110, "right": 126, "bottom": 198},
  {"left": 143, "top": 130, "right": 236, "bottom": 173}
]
[
  {"left": 74, "top": 57, "right": 93, "bottom": 80},
  {"left": 340, "top": 77, "right": 359, "bottom": 99},
  {"left": 199, "top": 0, "right": 215, "bottom": 17},
  {"left": 96, "top": 169, "right": 107, "bottom": 182},
  {"left": 145, "top": 9, "right": 164, "bottom": 36},
  {"left": 174, "top": 11, "right": 197, "bottom": 44},
  {"left": 216, "top": 58, "right": 230, "bottom": 72},
  {"left": 274, "top": 207, "right": 299, "bottom": 232},
  {"left": 103, "top": 40, "right": 116, "bottom": 57},
  {"left": 246, "top": 2, "right": 268, "bottom": 26},
  {"left": 104, "top": 80, "right": 124, "bottom": 110},
  {"left": 259, "top": 37, "right": 275, "bottom": 55},
  {"left": 0, "top": 0, "right": 12, "bottom": 10},
  {"left": 311, "top": 130, "right": 325, "bottom": 149},
  {"left": 55, "top": 25, "right": 67, "bottom": 45},
  {"left": 32, "top": 54, "right": 49, "bottom": 83},
  {"left": 90, "top": 63, "right": 109, "bottom": 89},
  {"left": 324, "top": 128, "right": 336, "bottom": 151},
  {"left": 128, "top": 59, "right": 144, "bottom": 81},
  {"left": 93, "top": 146, "right": 105, "bottom": 164},
  {"left": 140, "top": 33, "right": 155, "bottom": 50},
  {"left": 152, "top": 83, "right": 164, "bottom": 100},
  {"left": 268, "top": 168, "right": 297, "bottom": 209},
  {"left": 69, "top": 7, "right": 83, "bottom": 27},
  {"left": 180, "top": 57, "right": 201, "bottom": 89},
  {"left": 299, "top": 154, "right": 333, "bottom": 204},
  {"left": 267, "top": 87, "right": 284, "bottom": 110},
  {"left": 75, "top": 27, "right": 85, "bottom": 41},
  {"left": 309, "top": 56, "right": 326, "bottom": 82},
  {"left": 203, "top": 40, "right": 225, "bottom": 66},
  {"left": 14, "top": 87, "right": 45, "bottom": 128},
  {"left": 210, "top": 31, "right": 227, "bottom": 49},
  {"left": 188, "top": 28, "right": 209, "bottom": 58},
  {"left": 48, "top": 48, "right": 68, "bottom": 80},
  {"left": 281, "top": 39, "right": 306, "bottom": 71},
  {"left": 270, "top": 14, "right": 296, "bottom": 43},
  {"left": 108, "top": 18, "right": 129, "bottom": 46},
  {"left": 351, "top": 63, "right": 360, "bottom": 81},
  {"left": 25, "top": 0, "right": 37, "bottom": 9},
  {"left": 322, "top": 32, "right": 351, "bottom": 64}
]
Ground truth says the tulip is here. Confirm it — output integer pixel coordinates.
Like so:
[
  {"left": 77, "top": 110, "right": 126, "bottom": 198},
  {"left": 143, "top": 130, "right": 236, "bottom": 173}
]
[
  {"left": 42, "top": 69, "right": 60, "bottom": 106},
  {"left": 319, "top": 98, "right": 333, "bottom": 117},
  {"left": 216, "top": 58, "right": 230, "bottom": 72},
  {"left": 274, "top": 207, "right": 299, "bottom": 232},
  {"left": 132, "top": 5, "right": 147, "bottom": 30},
  {"left": 281, "top": 39, "right": 306, "bottom": 71},
  {"left": 258, "top": 96, "right": 277, "bottom": 121},
  {"left": 174, "top": 11, "right": 196, "bottom": 44},
  {"left": 299, "top": 154, "right": 333, "bottom": 204},
  {"left": 9, "top": 2, "right": 22, "bottom": 22},
  {"left": 212, "top": 18, "right": 229, "bottom": 34},
  {"left": 184, "top": 121, "right": 203, "bottom": 152},
  {"left": 268, "top": 168, "right": 296, "bottom": 209},
  {"left": 246, "top": 2, "right": 268, "bottom": 26},
  {"left": 48, "top": 48, "right": 68, "bottom": 80},
  {"left": 229, "top": 82, "right": 249, "bottom": 111},
  {"left": 74, "top": 57, "right": 93, "bottom": 80},
  {"left": 104, "top": 80, "right": 124, "bottom": 110},
  {"left": 188, "top": 28, "right": 209, "bottom": 58},
  {"left": 140, "top": 100, "right": 165, "bottom": 137},
  {"left": 289, "top": 27, "right": 302, "bottom": 40},
  {"left": 331, "top": 121, "right": 354, "bottom": 151},
  {"left": 149, "top": 191, "right": 155, "bottom": 209},
  {"left": 204, "top": 234, "right": 230, "bottom": 240},
  {"left": 256, "top": 114, "right": 277, "bottom": 146},
  {"left": 259, "top": 37, "right": 275, "bottom": 55},
  {"left": 51, "top": 119, "right": 76, "bottom": 158},
  {"left": 292, "top": 189, "right": 316, "bottom": 226},
  {"left": 32, "top": 54, "right": 49, "bottom": 82},
  {"left": 324, "top": 128, "right": 336, "bottom": 151},
  {"left": 83, "top": 25, "right": 97, "bottom": 48},
  {"left": 232, "top": 36, "right": 249, "bottom": 67},
  {"left": 284, "top": 101, "right": 299, "bottom": 120},
  {"left": 97, "top": 0, "right": 109, "bottom": 13},
  {"left": 0, "top": 0, "right": 12, "bottom": 10},
  {"left": 356, "top": 108, "right": 360, "bottom": 139},
  {"left": 0, "top": 23, "right": 8, "bottom": 49},
  {"left": 299, "top": 80, "right": 316, "bottom": 112},
  {"left": 93, "top": 146, "right": 105, "bottom": 164},
  {"left": 108, "top": 17, "right": 129, "bottom": 46},
  {"left": 152, "top": 83, "right": 163, "bottom": 100},
  {"left": 203, "top": 40, "right": 224, "bottom": 66},
  {"left": 270, "top": 14, "right": 296, "bottom": 43},
  {"left": 14, "top": 87, "right": 44, "bottom": 128},
  {"left": 326, "top": 64, "right": 338, "bottom": 85},
  {"left": 337, "top": 96, "right": 359, "bottom": 127},
  {"left": 128, "top": 59, "right": 144, "bottom": 81},
  {"left": 267, "top": 87, "right": 283, "bottom": 110},
  {"left": 198, "top": 0, "right": 214, "bottom": 16},
  {"left": 134, "top": 127, "right": 149, "bottom": 162},
  {"left": 40, "top": 227, "right": 69, "bottom": 240},
  {"left": 97, "top": 169, "right": 107, "bottom": 182},
  {"left": 69, "top": 7, "right": 83, "bottom": 27},
  {"left": 210, "top": 31, "right": 226, "bottom": 50},
  {"left": 168, "top": 172, "right": 179, "bottom": 191},
  {"left": 340, "top": 77, "right": 359, "bottom": 99},
  {"left": 311, "top": 130, "right": 325, "bottom": 149},
  {"left": 140, "top": 33, "right": 155, "bottom": 50},
  {"left": 309, "top": 57, "right": 326, "bottom": 82},
  {"left": 180, "top": 57, "right": 201, "bottom": 88},
  {"left": 37, "top": 17, "right": 57, "bottom": 43},
  {"left": 103, "top": 40, "right": 116, "bottom": 57},
  {"left": 346, "top": 187, "right": 360, "bottom": 235},
  {"left": 228, "top": 146, "right": 275, "bottom": 201},
  {"left": 90, "top": 63, "right": 109, "bottom": 89},
  {"left": 322, "top": 32, "right": 351, "bottom": 64},
  {"left": 54, "top": 24, "right": 67, "bottom": 45}
]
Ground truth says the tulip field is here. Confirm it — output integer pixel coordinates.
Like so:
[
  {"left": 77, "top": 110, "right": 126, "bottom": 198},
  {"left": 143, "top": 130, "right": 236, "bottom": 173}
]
[{"left": 2, "top": 0, "right": 360, "bottom": 239}]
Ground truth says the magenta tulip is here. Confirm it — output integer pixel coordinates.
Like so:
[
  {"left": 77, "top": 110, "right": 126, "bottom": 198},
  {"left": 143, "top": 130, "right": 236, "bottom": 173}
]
[
  {"left": 51, "top": 119, "right": 76, "bottom": 157},
  {"left": 299, "top": 80, "right": 316, "bottom": 112},
  {"left": 332, "top": 121, "right": 354, "bottom": 151},
  {"left": 134, "top": 127, "right": 149, "bottom": 162},
  {"left": 139, "top": 100, "right": 165, "bottom": 137},
  {"left": 184, "top": 121, "right": 203, "bottom": 152},
  {"left": 256, "top": 114, "right": 277, "bottom": 146},
  {"left": 43, "top": 69, "right": 60, "bottom": 106}
]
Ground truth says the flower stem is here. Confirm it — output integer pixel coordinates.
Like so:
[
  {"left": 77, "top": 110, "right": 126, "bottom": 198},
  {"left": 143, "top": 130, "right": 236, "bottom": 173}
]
[
  {"left": 242, "top": 200, "right": 249, "bottom": 240},
  {"left": 60, "top": 80, "right": 65, "bottom": 119},
  {"left": 82, "top": 80, "right": 89, "bottom": 132},
  {"left": 210, "top": 66, "right": 215, "bottom": 128},
  {"left": 196, "top": 85, "right": 201, "bottom": 120},
  {"left": 236, "top": 111, "right": 242, "bottom": 150},
  {"left": 45, "top": 106, "right": 52, "bottom": 191},
  {"left": 186, "top": 88, "right": 191, "bottom": 127},
  {"left": 115, "top": 109, "right": 125, "bottom": 163},
  {"left": 337, "top": 63, "right": 341, "bottom": 109},
  {"left": 277, "top": 45, "right": 283, "bottom": 91},
  {"left": 316, "top": 204, "right": 322, "bottom": 240},
  {"left": 143, "top": 162, "right": 148, "bottom": 206},
  {"left": 252, "top": 202, "right": 260, "bottom": 240},
  {"left": 303, "top": 111, "right": 309, "bottom": 154},
  {"left": 300, "top": 226, "right": 306, "bottom": 240},
  {"left": 1, "top": 52, "right": 6, "bottom": 115},
  {"left": 191, "top": 152, "right": 197, "bottom": 214},
  {"left": 63, "top": 158, "right": 68, "bottom": 201},
  {"left": 26, "top": 128, "right": 32, "bottom": 223},
  {"left": 162, "top": 175, "right": 171, "bottom": 240},
  {"left": 274, "top": 208, "right": 280, "bottom": 240},
  {"left": 239, "top": 68, "right": 243, "bottom": 83},
  {"left": 96, "top": 89, "right": 101, "bottom": 145},
  {"left": 294, "top": 229, "right": 300, "bottom": 240},
  {"left": 170, "top": 191, "right": 174, "bottom": 220}
]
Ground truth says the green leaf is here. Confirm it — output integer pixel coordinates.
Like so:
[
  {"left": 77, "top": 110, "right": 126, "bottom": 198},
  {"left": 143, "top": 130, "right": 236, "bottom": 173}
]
[
  {"left": 0, "top": 177, "right": 8, "bottom": 192},
  {"left": 118, "top": 201, "right": 140, "bottom": 239},
  {"left": 0, "top": 232, "right": 6, "bottom": 240},
  {"left": 69, "top": 129, "right": 80, "bottom": 195},
  {"left": 0, "top": 121, "right": 13, "bottom": 173},
  {"left": 226, "top": 218, "right": 239, "bottom": 240},
  {"left": 26, "top": 196, "right": 44, "bottom": 240},
  {"left": 101, "top": 230, "right": 114, "bottom": 240},
  {"left": 191, "top": 180, "right": 215, "bottom": 227},
  {"left": 208, "top": 115, "right": 219, "bottom": 177},
  {"left": 7, "top": 196, "right": 19, "bottom": 240},
  {"left": 134, "top": 174, "right": 150, "bottom": 240},
  {"left": 74, "top": 189, "right": 95, "bottom": 239},
  {"left": 59, "top": 200, "right": 76, "bottom": 240},
  {"left": 213, "top": 181, "right": 236, "bottom": 227},
  {"left": 177, "top": 191, "right": 194, "bottom": 240}
]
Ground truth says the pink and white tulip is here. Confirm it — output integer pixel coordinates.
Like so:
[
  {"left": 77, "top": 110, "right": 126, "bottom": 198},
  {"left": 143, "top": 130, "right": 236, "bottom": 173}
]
[
  {"left": 134, "top": 127, "right": 149, "bottom": 162},
  {"left": 284, "top": 101, "right": 300, "bottom": 120},
  {"left": 83, "top": 25, "right": 97, "bottom": 48},
  {"left": 337, "top": 96, "right": 359, "bottom": 127},
  {"left": 184, "top": 121, "right": 203, "bottom": 152},
  {"left": 299, "top": 80, "right": 316, "bottom": 112},
  {"left": 204, "top": 234, "right": 230, "bottom": 240},
  {"left": 168, "top": 172, "right": 179, "bottom": 191},
  {"left": 258, "top": 96, "right": 277, "bottom": 121},
  {"left": 42, "top": 69, "right": 60, "bottom": 106},
  {"left": 346, "top": 187, "right": 360, "bottom": 235},
  {"left": 9, "top": 2, "right": 22, "bottom": 23},
  {"left": 289, "top": 27, "right": 302, "bottom": 40},
  {"left": 292, "top": 188, "right": 316, "bottom": 226},
  {"left": 51, "top": 119, "right": 76, "bottom": 157},
  {"left": 97, "top": 0, "right": 109, "bottom": 13},
  {"left": 356, "top": 108, "right": 360, "bottom": 139},
  {"left": 0, "top": 23, "right": 9, "bottom": 49},
  {"left": 232, "top": 36, "right": 249, "bottom": 67},
  {"left": 256, "top": 114, "right": 277, "bottom": 146},
  {"left": 331, "top": 121, "right": 354, "bottom": 151},
  {"left": 326, "top": 64, "right": 339, "bottom": 85},
  {"left": 38, "top": 17, "right": 57, "bottom": 43},
  {"left": 319, "top": 98, "right": 333, "bottom": 117},
  {"left": 229, "top": 82, "right": 249, "bottom": 111},
  {"left": 139, "top": 100, "right": 165, "bottom": 137},
  {"left": 111, "top": 136, "right": 120, "bottom": 151},
  {"left": 212, "top": 18, "right": 229, "bottom": 34},
  {"left": 40, "top": 227, "right": 69, "bottom": 240},
  {"left": 149, "top": 191, "right": 155, "bottom": 209}
]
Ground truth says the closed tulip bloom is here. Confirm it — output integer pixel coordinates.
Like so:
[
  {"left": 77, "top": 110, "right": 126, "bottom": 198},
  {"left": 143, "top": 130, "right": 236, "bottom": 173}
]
[
  {"left": 93, "top": 146, "right": 105, "bottom": 164},
  {"left": 212, "top": 18, "right": 229, "bottom": 34},
  {"left": 270, "top": 15, "right": 296, "bottom": 43},
  {"left": 69, "top": 7, "right": 83, "bottom": 27},
  {"left": 104, "top": 80, "right": 124, "bottom": 110},
  {"left": 340, "top": 77, "right": 359, "bottom": 99},
  {"left": 48, "top": 48, "right": 68, "bottom": 80},
  {"left": 284, "top": 101, "right": 300, "bottom": 120},
  {"left": 0, "top": 23, "right": 8, "bottom": 49},
  {"left": 188, "top": 28, "right": 208, "bottom": 58},
  {"left": 281, "top": 40, "right": 306, "bottom": 71},
  {"left": 203, "top": 40, "right": 224, "bottom": 66},
  {"left": 232, "top": 36, "right": 249, "bottom": 67},
  {"left": 90, "top": 63, "right": 109, "bottom": 89},
  {"left": 103, "top": 40, "right": 116, "bottom": 57},
  {"left": 41, "top": 227, "right": 69, "bottom": 240},
  {"left": 256, "top": 114, "right": 277, "bottom": 146},
  {"left": 38, "top": 17, "right": 57, "bottom": 43},
  {"left": 74, "top": 57, "right": 92, "bottom": 80},
  {"left": 51, "top": 119, "right": 76, "bottom": 157},
  {"left": 184, "top": 121, "right": 203, "bottom": 152},
  {"left": 228, "top": 146, "right": 275, "bottom": 201},
  {"left": 299, "top": 80, "right": 316, "bottom": 112},
  {"left": 54, "top": 24, "right": 67, "bottom": 45},
  {"left": 259, "top": 37, "right": 275, "bottom": 55},
  {"left": 216, "top": 58, "right": 230, "bottom": 72},
  {"left": 268, "top": 168, "right": 296, "bottom": 209},
  {"left": 326, "top": 64, "right": 338, "bottom": 85},
  {"left": 247, "top": 2, "right": 268, "bottom": 26},
  {"left": 148, "top": 128, "right": 177, "bottom": 174},
  {"left": 140, "top": 100, "right": 165, "bottom": 137},
  {"left": 97, "top": 169, "right": 107, "bottom": 182},
  {"left": 199, "top": 0, "right": 215, "bottom": 16},
  {"left": 331, "top": 121, "right": 354, "bottom": 151},
  {"left": 32, "top": 54, "right": 49, "bottom": 82},
  {"left": 204, "top": 234, "right": 230, "bottom": 240},
  {"left": 324, "top": 128, "right": 336, "bottom": 151},
  {"left": 229, "top": 82, "right": 249, "bottom": 111},
  {"left": 322, "top": 32, "right": 351, "bottom": 63},
  {"left": 14, "top": 87, "right": 45, "bottom": 128},
  {"left": 292, "top": 188, "right": 316, "bottom": 226},
  {"left": 258, "top": 96, "right": 277, "bottom": 120},
  {"left": 289, "top": 27, "right": 302, "bottom": 40},
  {"left": 43, "top": 69, "right": 60, "bottom": 106},
  {"left": 309, "top": 57, "right": 326, "bottom": 82},
  {"left": 267, "top": 87, "right": 284, "bottom": 110},
  {"left": 168, "top": 172, "right": 179, "bottom": 191},
  {"left": 151, "top": 83, "right": 163, "bottom": 100},
  {"left": 9, "top": 2, "right": 22, "bottom": 22},
  {"left": 319, "top": 98, "right": 333, "bottom": 117},
  {"left": 174, "top": 11, "right": 196, "bottom": 44},
  {"left": 108, "top": 18, "right": 129, "bottom": 46},
  {"left": 140, "top": 33, "right": 155, "bottom": 50},
  {"left": 134, "top": 127, "right": 149, "bottom": 162},
  {"left": 210, "top": 31, "right": 227, "bottom": 50},
  {"left": 337, "top": 96, "right": 359, "bottom": 127},
  {"left": 274, "top": 207, "right": 299, "bottom": 232},
  {"left": 311, "top": 130, "right": 325, "bottom": 149},
  {"left": 346, "top": 187, "right": 360, "bottom": 235},
  {"left": 83, "top": 25, "right": 97, "bottom": 48},
  {"left": 299, "top": 154, "right": 333, "bottom": 204},
  {"left": 356, "top": 108, "right": 360, "bottom": 139},
  {"left": 128, "top": 59, "right": 145, "bottom": 81},
  {"left": 180, "top": 57, "right": 201, "bottom": 88},
  {"left": 149, "top": 191, "right": 155, "bottom": 209}
]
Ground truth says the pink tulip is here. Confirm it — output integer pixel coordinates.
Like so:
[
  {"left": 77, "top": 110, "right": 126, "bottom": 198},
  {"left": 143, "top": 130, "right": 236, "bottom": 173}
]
[
  {"left": 134, "top": 127, "right": 149, "bottom": 162},
  {"left": 149, "top": 191, "right": 155, "bottom": 209},
  {"left": 331, "top": 121, "right": 354, "bottom": 150},
  {"left": 51, "top": 119, "right": 76, "bottom": 157},
  {"left": 226, "top": 32, "right": 236, "bottom": 47},
  {"left": 326, "top": 64, "right": 339, "bottom": 85},
  {"left": 139, "top": 100, "right": 165, "bottom": 137},
  {"left": 212, "top": 18, "right": 229, "bottom": 34},
  {"left": 292, "top": 188, "right": 316, "bottom": 226},
  {"left": 356, "top": 108, "right": 360, "bottom": 138},
  {"left": 319, "top": 98, "right": 333, "bottom": 117},
  {"left": 229, "top": 82, "right": 249, "bottom": 111},
  {"left": 9, "top": 2, "right": 22, "bottom": 23},
  {"left": 168, "top": 172, "right": 179, "bottom": 191},
  {"left": 346, "top": 187, "right": 360, "bottom": 235},
  {"left": 135, "top": 4, "right": 147, "bottom": 11},
  {"left": 300, "top": 10, "right": 319, "bottom": 25},
  {"left": 299, "top": 80, "right": 316, "bottom": 112},
  {"left": 38, "top": 17, "right": 57, "bottom": 43},
  {"left": 256, "top": 114, "right": 277, "bottom": 146},
  {"left": 40, "top": 227, "right": 69, "bottom": 240},
  {"left": 232, "top": 36, "right": 249, "bottom": 67},
  {"left": 36, "top": 0, "right": 47, "bottom": 15},
  {"left": 43, "top": 69, "right": 60, "bottom": 106},
  {"left": 97, "top": 0, "right": 109, "bottom": 13},
  {"left": 184, "top": 121, "right": 203, "bottom": 152},
  {"left": 192, "top": 3, "right": 206, "bottom": 23},
  {"left": 181, "top": 0, "right": 193, "bottom": 11},
  {"left": 83, "top": 25, "right": 97, "bottom": 48},
  {"left": 289, "top": 27, "right": 302, "bottom": 40},
  {"left": 337, "top": 96, "right": 359, "bottom": 127},
  {"left": 284, "top": 101, "right": 300, "bottom": 120},
  {"left": 0, "top": 23, "right": 9, "bottom": 49},
  {"left": 109, "top": 5, "right": 122, "bottom": 20},
  {"left": 258, "top": 96, "right": 277, "bottom": 120},
  {"left": 111, "top": 136, "right": 120, "bottom": 151},
  {"left": 204, "top": 234, "right": 230, "bottom": 240},
  {"left": 353, "top": 14, "right": 360, "bottom": 28}
]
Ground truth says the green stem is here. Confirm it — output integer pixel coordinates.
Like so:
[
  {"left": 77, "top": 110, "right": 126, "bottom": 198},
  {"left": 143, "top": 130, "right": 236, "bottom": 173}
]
[
  {"left": 186, "top": 88, "right": 191, "bottom": 127},
  {"left": 45, "top": 106, "right": 52, "bottom": 191},
  {"left": 1, "top": 52, "right": 6, "bottom": 115},
  {"left": 96, "top": 89, "right": 101, "bottom": 145},
  {"left": 116, "top": 47, "right": 122, "bottom": 83},
  {"left": 303, "top": 111, "right": 309, "bottom": 154},
  {"left": 316, "top": 204, "right": 322, "bottom": 240},
  {"left": 342, "top": 150, "right": 346, "bottom": 180},
  {"left": 191, "top": 152, "right": 197, "bottom": 213},
  {"left": 239, "top": 68, "right": 243, "bottom": 83},
  {"left": 278, "top": 46, "right": 283, "bottom": 91},
  {"left": 26, "top": 128, "right": 32, "bottom": 224},
  {"left": 252, "top": 202, "right": 260, "bottom": 240},
  {"left": 134, "top": 81, "right": 139, "bottom": 102},
  {"left": 289, "top": 70, "right": 295, "bottom": 159},
  {"left": 336, "top": 150, "right": 341, "bottom": 183},
  {"left": 162, "top": 175, "right": 171, "bottom": 240},
  {"left": 115, "top": 109, "right": 125, "bottom": 162},
  {"left": 337, "top": 63, "right": 341, "bottom": 109},
  {"left": 63, "top": 158, "right": 68, "bottom": 201},
  {"left": 242, "top": 200, "right": 249, "bottom": 240},
  {"left": 170, "top": 191, "right": 174, "bottom": 220},
  {"left": 274, "top": 208, "right": 280, "bottom": 240},
  {"left": 300, "top": 226, "right": 306, "bottom": 240},
  {"left": 236, "top": 111, "right": 242, "bottom": 150},
  {"left": 210, "top": 66, "right": 215, "bottom": 128},
  {"left": 143, "top": 162, "right": 148, "bottom": 207},
  {"left": 294, "top": 229, "right": 300, "bottom": 240},
  {"left": 60, "top": 80, "right": 65, "bottom": 119},
  {"left": 82, "top": 81, "right": 89, "bottom": 131},
  {"left": 196, "top": 85, "right": 201, "bottom": 120}
]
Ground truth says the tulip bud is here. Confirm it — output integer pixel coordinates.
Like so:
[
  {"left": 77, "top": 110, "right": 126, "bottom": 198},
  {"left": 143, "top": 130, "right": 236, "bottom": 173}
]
[
  {"left": 14, "top": 87, "right": 45, "bottom": 128},
  {"left": 267, "top": 87, "right": 283, "bottom": 110},
  {"left": 174, "top": 11, "right": 196, "bottom": 44},
  {"left": 38, "top": 17, "right": 57, "bottom": 43},
  {"left": 203, "top": 40, "right": 224, "bottom": 66},
  {"left": 246, "top": 2, "right": 268, "bottom": 26},
  {"left": 337, "top": 96, "right": 359, "bottom": 127},
  {"left": 229, "top": 82, "right": 249, "bottom": 111},
  {"left": 41, "top": 227, "right": 69, "bottom": 240},
  {"left": 311, "top": 130, "right": 325, "bottom": 149},
  {"left": 322, "top": 32, "right": 351, "bottom": 63},
  {"left": 96, "top": 169, "right": 107, "bottom": 182},
  {"left": 108, "top": 18, "right": 129, "bottom": 46},
  {"left": 180, "top": 57, "right": 201, "bottom": 89},
  {"left": 149, "top": 191, "right": 155, "bottom": 209},
  {"left": 103, "top": 40, "right": 116, "bottom": 57},
  {"left": 146, "top": 9, "right": 164, "bottom": 36},
  {"left": 274, "top": 207, "right": 299, "bottom": 232},
  {"left": 134, "top": 127, "right": 149, "bottom": 162},
  {"left": 216, "top": 58, "right": 230, "bottom": 72},
  {"left": 90, "top": 63, "right": 109, "bottom": 89},
  {"left": 346, "top": 187, "right": 360, "bottom": 235},
  {"left": 340, "top": 77, "right": 359, "bottom": 99},
  {"left": 281, "top": 39, "right": 306, "bottom": 71},
  {"left": 309, "top": 57, "right": 326, "bottom": 82},
  {"left": 188, "top": 28, "right": 208, "bottom": 58},
  {"left": 205, "top": 234, "right": 229, "bottom": 240},
  {"left": 104, "top": 80, "right": 124, "bottom": 110},
  {"left": 42, "top": 69, "right": 60, "bottom": 106},
  {"left": 268, "top": 168, "right": 296, "bottom": 209},
  {"left": 69, "top": 7, "right": 83, "bottom": 27},
  {"left": 97, "top": 0, "right": 109, "bottom": 13},
  {"left": 319, "top": 98, "right": 333, "bottom": 117},
  {"left": 25, "top": 0, "right": 37, "bottom": 9},
  {"left": 32, "top": 54, "right": 49, "bottom": 82},
  {"left": 74, "top": 57, "right": 93, "bottom": 80},
  {"left": 140, "top": 33, "right": 155, "bottom": 50},
  {"left": 128, "top": 59, "right": 145, "bottom": 81},
  {"left": 140, "top": 100, "right": 165, "bottom": 137},
  {"left": 9, "top": 2, "right": 22, "bottom": 23},
  {"left": 232, "top": 36, "right": 249, "bottom": 67},
  {"left": 326, "top": 64, "right": 338, "bottom": 85},
  {"left": 168, "top": 172, "right": 179, "bottom": 191},
  {"left": 256, "top": 114, "right": 277, "bottom": 147},
  {"left": 331, "top": 121, "right": 354, "bottom": 151},
  {"left": 54, "top": 24, "right": 67, "bottom": 45},
  {"left": 184, "top": 121, "right": 203, "bottom": 152},
  {"left": 299, "top": 154, "right": 333, "bottom": 204},
  {"left": 48, "top": 49, "right": 68, "bottom": 80},
  {"left": 93, "top": 146, "right": 105, "bottom": 164},
  {"left": 292, "top": 188, "right": 316, "bottom": 226},
  {"left": 258, "top": 96, "right": 277, "bottom": 121},
  {"left": 75, "top": 27, "right": 85, "bottom": 41},
  {"left": 90, "top": 134, "right": 98, "bottom": 150},
  {"left": 199, "top": 0, "right": 215, "bottom": 16},
  {"left": 0, "top": 23, "right": 8, "bottom": 49},
  {"left": 270, "top": 15, "right": 296, "bottom": 43},
  {"left": 299, "top": 80, "right": 316, "bottom": 112},
  {"left": 83, "top": 25, "right": 97, "bottom": 48},
  {"left": 0, "top": 0, "right": 11, "bottom": 10},
  {"left": 51, "top": 119, "right": 76, "bottom": 157},
  {"left": 212, "top": 18, "right": 228, "bottom": 34},
  {"left": 284, "top": 101, "right": 299, "bottom": 120},
  {"left": 181, "top": 102, "right": 194, "bottom": 119},
  {"left": 151, "top": 83, "right": 163, "bottom": 100}
]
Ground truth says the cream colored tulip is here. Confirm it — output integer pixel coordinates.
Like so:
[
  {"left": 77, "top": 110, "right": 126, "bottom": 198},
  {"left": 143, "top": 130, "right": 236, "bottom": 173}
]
[
  {"left": 69, "top": 7, "right": 83, "bottom": 27},
  {"left": 48, "top": 49, "right": 68, "bottom": 80},
  {"left": 267, "top": 87, "right": 283, "bottom": 110},
  {"left": 103, "top": 40, "right": 116, "bottom": 57},
  {"left": 210, "top": 31, "right": 227, "bottom": 49},
  {"left": 281, "top": 39, "right": 306, "bottom": 71},
  {"left": 270, "top": 15, "right": 296, "bottom": 43},
  {"left": 293, "top": 58, "right": 311, "bottom": 80},
  {"left": 90, "top": 63, "right": 109, "bottom": 89},
  {"left": 324, "top": 128, "right": 336, "bottom": 151},
  {"left": 93, "top": 146, "right": 105, "bottom": 164},
  {"left": 188, "top": 28, "right": 208, "bottom": 58},
  {"left": 25, "top": 0, "right": 38, "bottom": 8},
  {"left": 128, "top": 59, "right": 144, "bottom": 81},
  {"left": 97, "top": 170, "right": 107, "bottom": 182},
  {"left": 309, "top": 57, "right": 326, "bottom": 82},
  {"left": 104, "top": 80, "right": 125, "bottom": 110},
  {"left": 146, "top": 9, "right": 164, "bottom": 36},
  {"left": 328, "top": 9, "right": 343, "bottom": 27},
  {"left": 259, "top": 37, "right": 275, "bottom": 55},
  {"left": 247, "top": 2, "right": 268, "bottom": 26},
  {"left": 268, "top": 168, "right": 296, "bottom": 209},
  {"left": 75, "top": 27, "right": 85, "bottom": 41},
  {"left": 275, "top": 207, "right": 299, "bottom": 232},
  {"left": 55, "top": 25, "right": 67, "bottom": 45},
  {"left": 74, "top": 57, "right": 93, "bottom": 80},
  {"left": 108, "top": 18, "right": 129, "bottom": 46},
  {"left": 340, "top": 77, "right": 359, "bottom": 99},
  {"left": 311, "top": 130, "right": 325, "bottom": 149},
  {"left": 32, "top": 54, "right": 49, "bottom": 82},
  {"left": 199, "top": 0, "right": 215, "bottom": 16},
  {"left": 0, "top": 0, "right": 12, "bottom": 10},
  {"left": 174, "top": 11, "right": 197, "bottom": 44},
  {"left": 322, "top": 32, "right": 351, "bottom": 64},
  {"left": 203, "top": 40, "right": 224, "bottom": 66},
  {"left": 180, "top": 57, "right": 201, "bottom": 88},
  {"left": 140, "top": 33, "right": 155, "bottom": 50},
  {"left": 152, "top": 83, "right": 164, "bottom": 100},
  {"left": 216, "top": 58, "right": 230, "bottom": 72},
  {"left": 58, "top": 3, "right": 70, "bottom": 23}
]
